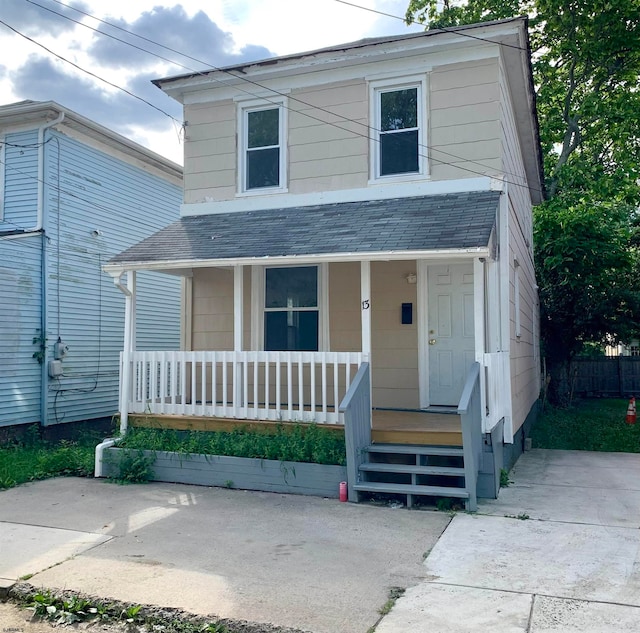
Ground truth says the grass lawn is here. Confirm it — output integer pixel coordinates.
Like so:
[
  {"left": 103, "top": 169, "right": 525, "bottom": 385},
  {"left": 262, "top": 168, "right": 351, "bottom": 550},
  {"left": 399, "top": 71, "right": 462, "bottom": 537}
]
[
  {"left": 531, "top": 398, "right": 640, "bottom": 452},
  {"left": 0, "top": 428, "right": 97, "bottom": 490}
]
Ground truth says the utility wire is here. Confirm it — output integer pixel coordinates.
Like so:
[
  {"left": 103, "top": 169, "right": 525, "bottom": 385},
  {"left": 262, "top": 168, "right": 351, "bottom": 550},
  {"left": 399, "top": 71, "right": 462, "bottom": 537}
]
[
  {"left": 11, "top": 0, "right": 538, "bottom": 194},
  {"left": 0, "top": 18, "right": 182, "bottom": 125},
  {"left": 333, "top": 0, "right": 528, "bottom": 52}
]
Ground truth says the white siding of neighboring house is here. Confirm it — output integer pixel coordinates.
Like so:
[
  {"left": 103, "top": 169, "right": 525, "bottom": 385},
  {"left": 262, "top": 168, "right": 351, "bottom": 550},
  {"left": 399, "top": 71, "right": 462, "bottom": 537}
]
[{"left": 499, "top": 53, "right": 541, "bottom": 434}]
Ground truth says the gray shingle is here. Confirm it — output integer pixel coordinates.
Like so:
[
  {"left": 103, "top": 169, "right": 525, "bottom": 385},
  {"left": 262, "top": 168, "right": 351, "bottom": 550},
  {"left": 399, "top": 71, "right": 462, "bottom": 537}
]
[{"left": 109, "top": 191, "right": 500, "bottom": 265}]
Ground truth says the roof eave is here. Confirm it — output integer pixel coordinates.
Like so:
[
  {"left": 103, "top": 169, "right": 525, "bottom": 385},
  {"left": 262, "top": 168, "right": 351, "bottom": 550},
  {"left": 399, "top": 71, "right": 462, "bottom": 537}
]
[{"left": 104, "top": 247, "right": 491, "bottom": 276}]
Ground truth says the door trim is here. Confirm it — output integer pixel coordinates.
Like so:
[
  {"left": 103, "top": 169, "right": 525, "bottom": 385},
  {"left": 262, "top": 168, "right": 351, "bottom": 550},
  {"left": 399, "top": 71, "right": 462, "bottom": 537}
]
[{"left": 417, "top": 259, "right": 429, "bottom": 408}]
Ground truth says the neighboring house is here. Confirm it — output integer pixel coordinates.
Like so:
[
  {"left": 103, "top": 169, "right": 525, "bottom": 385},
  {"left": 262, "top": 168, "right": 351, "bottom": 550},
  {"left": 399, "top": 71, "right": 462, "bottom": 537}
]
[
  {"left": 0, "top": 101, "right": 183, "bottom": 428},
  {"left": 105, "top": 18, "right": 544, "bottom": 508}
]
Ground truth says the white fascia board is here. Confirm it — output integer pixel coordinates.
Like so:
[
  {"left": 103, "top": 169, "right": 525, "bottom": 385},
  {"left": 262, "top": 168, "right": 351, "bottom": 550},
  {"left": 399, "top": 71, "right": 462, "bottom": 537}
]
[
  {"left": 103, "top": 247, "right": 490, "bottom": 276},
  {"left": 178, "top": 44, "right": 499, "bottom": 106},
  {"left": 181, "top": 177, "right": 504, "bottom": 217}
]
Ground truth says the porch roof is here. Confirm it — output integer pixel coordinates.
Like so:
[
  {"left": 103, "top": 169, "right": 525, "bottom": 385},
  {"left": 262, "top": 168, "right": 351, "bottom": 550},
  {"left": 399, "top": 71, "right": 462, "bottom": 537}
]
[{"left": 107, "top": 191, "right": 499, "bottom": 271}]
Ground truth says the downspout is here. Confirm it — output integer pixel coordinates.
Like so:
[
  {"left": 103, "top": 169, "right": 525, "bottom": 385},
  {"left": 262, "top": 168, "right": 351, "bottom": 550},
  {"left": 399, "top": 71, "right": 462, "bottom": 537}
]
[
  {"left": 95, "top": 271, "right": 132, "bottom": 477},
  {"left": 38, "top": 112, "right": 65, "bottom": 428}
]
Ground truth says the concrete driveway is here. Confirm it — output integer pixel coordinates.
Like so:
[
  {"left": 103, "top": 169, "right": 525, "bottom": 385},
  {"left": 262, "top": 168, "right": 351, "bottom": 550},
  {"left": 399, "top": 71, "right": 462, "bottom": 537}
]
[
  {"left": 377, "top": 449, "right": 640, "bottom": 632},
  {"left": 0, "top": 478, "right": 450, "bottom": 633}
]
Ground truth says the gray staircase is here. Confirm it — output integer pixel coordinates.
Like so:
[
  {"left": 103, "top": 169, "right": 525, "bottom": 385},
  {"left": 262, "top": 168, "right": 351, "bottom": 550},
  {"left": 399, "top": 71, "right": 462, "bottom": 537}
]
[{"left": 354, "top": 443, "right": 471, "bottom": 509}]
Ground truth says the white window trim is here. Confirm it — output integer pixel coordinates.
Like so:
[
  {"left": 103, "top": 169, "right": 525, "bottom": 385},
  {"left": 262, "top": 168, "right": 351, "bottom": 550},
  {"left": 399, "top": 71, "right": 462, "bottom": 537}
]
[
  {"left": 251, "top": 263, "right": 328, "bottom": 351},
  {"left": 368, "top": 75, "right": 429, "bottom": 184},
  {"left": 237, "top": 97, "right": 288, "bottom": 196}
]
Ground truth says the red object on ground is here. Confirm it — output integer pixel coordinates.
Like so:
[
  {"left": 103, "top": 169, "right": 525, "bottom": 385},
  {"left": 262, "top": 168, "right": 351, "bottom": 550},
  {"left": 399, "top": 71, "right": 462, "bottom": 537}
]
[
  {"left": 339, "top": 481, "right": 348, "bottom": 502},
  {"left": 626, "top": 397, "right": 636, "bottom": 425}
]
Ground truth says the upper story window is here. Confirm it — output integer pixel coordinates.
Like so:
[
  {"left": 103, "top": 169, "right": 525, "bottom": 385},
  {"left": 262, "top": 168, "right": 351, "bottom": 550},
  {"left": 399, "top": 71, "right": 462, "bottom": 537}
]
[
  {"left": 238, "top": 98, "right": 287, "bottom": 194},
  {"left": 370, "top": 77, "right": 427, "bottom": 182}
]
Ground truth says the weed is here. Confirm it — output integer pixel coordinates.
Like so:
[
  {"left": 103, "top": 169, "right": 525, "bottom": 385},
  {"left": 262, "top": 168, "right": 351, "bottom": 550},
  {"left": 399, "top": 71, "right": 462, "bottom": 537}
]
[
  {"left": 505, "top": 512, "right": 530, "bottom": 520},
  {"left": 0, "top": 434, "right": 95, "bottom": 490},
  {"left": 436, "top": 497, "right": 454, "bottom": 512},
  {"left": 110, "top": 449, "right": 154, "bottom": 484},
  {"left": 224, "top": 480, "right": 234, "bottom": 489},
  {"left": 500, "top": 468, "right": 511, "bottom": 488},
  {"left": 378, "top": 587, "right": 405, "bottom": 616},
  {"left": 120, "top": 423, "right": 346, "bottom": 466}
]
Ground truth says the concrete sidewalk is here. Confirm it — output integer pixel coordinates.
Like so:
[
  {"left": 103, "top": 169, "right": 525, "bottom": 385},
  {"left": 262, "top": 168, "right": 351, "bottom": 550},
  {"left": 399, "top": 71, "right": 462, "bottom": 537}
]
[
  {"left": 377, "top": 449, "right": 640, "bottom": 632},
  {"left": 0, "top": 478, "right": 449, "bottom": 633}
]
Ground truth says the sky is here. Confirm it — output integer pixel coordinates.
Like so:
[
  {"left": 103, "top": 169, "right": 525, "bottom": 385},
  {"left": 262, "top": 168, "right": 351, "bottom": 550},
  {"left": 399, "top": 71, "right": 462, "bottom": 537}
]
[{"left": 0, "top": 0, "right": 424, "bottom": 164}]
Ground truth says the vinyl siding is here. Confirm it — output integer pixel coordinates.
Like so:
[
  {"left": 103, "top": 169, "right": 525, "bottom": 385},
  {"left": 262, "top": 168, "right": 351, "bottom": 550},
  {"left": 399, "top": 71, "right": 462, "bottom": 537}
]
[
  {"left": 0, "top": 235, "right": 42, "bottom": 426},
  {"left": 430, "top": 58, "right": 502, "bottom": 180},
  {"left": 1, "top": 130, "right": 39, "bottom": 228},
  {"left": 0, "top": 125, "right": 182, "bottom": 427},
  {"left": 499, "top": 56, "right": 540, "bottom": 433}
]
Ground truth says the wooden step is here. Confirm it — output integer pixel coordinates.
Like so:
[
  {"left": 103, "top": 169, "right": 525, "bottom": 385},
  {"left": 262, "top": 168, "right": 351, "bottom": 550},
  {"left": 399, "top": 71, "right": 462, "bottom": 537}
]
[
  {"left": 359, "top": 462, "right": 465, "bottom": 476},
  {"left": 354, "top": 481, "right": 469, "bottom": 499},
  {"left": 367, "top": 443, "right": 464, "bottom": 457}
]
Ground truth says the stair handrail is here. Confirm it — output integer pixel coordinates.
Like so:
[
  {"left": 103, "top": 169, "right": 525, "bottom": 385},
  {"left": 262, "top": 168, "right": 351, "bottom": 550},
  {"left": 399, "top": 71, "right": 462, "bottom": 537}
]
[
  {"left": 457, "top": 362, "right": 482, "bottom": 511},
  {"left": 339, "top": 362, "right": 371, "bottom": 502}
]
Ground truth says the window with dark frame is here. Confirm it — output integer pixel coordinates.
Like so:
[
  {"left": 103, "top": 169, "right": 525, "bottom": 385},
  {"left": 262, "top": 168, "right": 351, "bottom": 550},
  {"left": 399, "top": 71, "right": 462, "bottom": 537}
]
[
  {"left": 246, "top": 107, "right": 280, "bottom": 190},
  {"left": 379, "top": 87, "right": 419, "bottom": 176},
  {"left": 264, "top": 266, "right": 319, "bottom": 351}
]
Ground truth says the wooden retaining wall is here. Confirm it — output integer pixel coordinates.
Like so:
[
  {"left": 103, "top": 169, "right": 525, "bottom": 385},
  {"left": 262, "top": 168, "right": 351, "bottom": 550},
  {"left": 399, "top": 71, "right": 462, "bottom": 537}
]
[{"left": 102, "top": 448, "right": 347, "bottom": 498}]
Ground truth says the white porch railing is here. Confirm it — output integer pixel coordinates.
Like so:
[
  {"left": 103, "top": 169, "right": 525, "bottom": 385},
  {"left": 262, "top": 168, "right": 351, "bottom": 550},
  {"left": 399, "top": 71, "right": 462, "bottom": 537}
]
[
  {"left": 482, "top": 351, "right": 512, "bottom": 434},
  {"left": 122, "top": 350, "right": 365, "bottom": 425}
]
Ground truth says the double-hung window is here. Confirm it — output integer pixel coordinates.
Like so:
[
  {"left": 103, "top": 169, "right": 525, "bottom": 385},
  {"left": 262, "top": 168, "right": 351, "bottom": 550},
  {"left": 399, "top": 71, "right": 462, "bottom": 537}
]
[
  {"left": 370, "top": 78, "right": 426, "bottom": 180},
  {"left": 264, "top": 266, "right": 319, "bottom": 351},
  {"left": 239, "top": 99, "right": 286, "bottom": 193}
]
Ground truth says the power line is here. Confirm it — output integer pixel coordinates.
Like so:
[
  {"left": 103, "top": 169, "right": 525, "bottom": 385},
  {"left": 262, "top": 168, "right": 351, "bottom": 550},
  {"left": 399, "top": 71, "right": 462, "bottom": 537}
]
[
  {"left": 333, "top": 0, "right": 528, "bottom": 52},
  {"left": 0, "top": 19, "right": 182, "bottom": 125},
  {"left": 12, "top": 0, "right": 539, "bottom": 195}
]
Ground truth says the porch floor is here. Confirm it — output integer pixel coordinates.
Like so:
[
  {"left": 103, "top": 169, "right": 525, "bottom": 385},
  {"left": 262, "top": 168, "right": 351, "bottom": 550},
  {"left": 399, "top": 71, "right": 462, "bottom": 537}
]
[{"left": 128, "top": 409, "right": 462, "bottom": 447}]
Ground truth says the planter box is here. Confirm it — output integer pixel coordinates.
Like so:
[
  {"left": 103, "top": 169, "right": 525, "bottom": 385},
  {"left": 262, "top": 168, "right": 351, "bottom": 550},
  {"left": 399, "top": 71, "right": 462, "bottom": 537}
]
[{"left": 102, "top": 448, "right": 347, "bottom": 498}]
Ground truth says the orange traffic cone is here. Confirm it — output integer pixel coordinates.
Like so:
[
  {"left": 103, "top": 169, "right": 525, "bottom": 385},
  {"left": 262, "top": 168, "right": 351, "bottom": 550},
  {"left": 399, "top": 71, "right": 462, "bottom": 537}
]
[{"left": 626, "top": 397, "right": 636, "bottom": 425}]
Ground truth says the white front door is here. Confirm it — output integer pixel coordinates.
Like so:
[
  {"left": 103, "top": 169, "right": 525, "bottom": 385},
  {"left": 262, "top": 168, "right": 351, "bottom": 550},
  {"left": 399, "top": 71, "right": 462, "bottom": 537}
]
[{"left": 426, "top": 263, "right": 475, "bottom": 406}]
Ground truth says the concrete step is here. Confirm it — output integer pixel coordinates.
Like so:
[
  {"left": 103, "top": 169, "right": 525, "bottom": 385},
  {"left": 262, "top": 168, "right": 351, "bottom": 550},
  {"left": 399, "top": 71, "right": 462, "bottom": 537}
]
[
  {"left": 359, "top": 462, "right": 465, "bottom": 477},
  {"left": 367, "top": 443, "right": 464, "bottom": 457},
  {"left": 353, "top": 481, "right": 470, "bottom": 499}
]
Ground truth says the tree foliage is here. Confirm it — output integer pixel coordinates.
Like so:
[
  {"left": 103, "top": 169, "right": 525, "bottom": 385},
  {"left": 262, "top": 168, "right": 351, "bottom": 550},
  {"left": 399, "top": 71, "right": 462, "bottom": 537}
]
[{"left": 406, "top": 0, "right": 640, "bottom": 398}]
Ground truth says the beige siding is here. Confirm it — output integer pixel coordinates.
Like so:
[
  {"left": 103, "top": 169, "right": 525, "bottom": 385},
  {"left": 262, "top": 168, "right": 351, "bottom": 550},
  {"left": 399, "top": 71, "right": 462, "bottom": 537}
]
[
  {"left": 328, "top": 262, "right": 361, "bottom": 351},
  {"left": 430, "top": 58, "right": 501, "bottom": 181},
  {"left": 183, "top": 100, "right": 236, "bottom": 204},
  {"left": 371, "top": 261, "right": 419, "bottom": 409},
  {"left": 288, "top": 79, "right": 369, "bottom": 194},
  {"left": 499, "top": 57, "right": 540, "bottom": 433},
  {"left": 191, "top": 267, "right": 234, "bottom": 351}
]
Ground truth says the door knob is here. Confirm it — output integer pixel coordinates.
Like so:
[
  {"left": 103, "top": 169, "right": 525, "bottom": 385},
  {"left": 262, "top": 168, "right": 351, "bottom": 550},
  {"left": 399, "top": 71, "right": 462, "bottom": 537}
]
[{"left": 429, "top": 338, "right": 437, "bottom": 345}]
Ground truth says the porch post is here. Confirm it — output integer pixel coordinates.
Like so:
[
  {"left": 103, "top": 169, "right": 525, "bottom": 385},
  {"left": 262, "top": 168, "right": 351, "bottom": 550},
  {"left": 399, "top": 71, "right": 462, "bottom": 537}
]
[
  {"left": 474, "top": 258, "right": 487, "bottom": 431},
  {"left": 119, "top": 270, "right": 136, "bottom": 435},
  {"left": 234, "top": 265, "right": 243, "bottom": 409},
  {"left": 360, "top": 260, "right": 371, "bottom": 358}
]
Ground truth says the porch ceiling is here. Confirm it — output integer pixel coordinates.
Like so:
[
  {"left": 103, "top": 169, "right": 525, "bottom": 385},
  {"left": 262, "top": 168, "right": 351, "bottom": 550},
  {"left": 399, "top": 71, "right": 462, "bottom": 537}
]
[{"left": 106, "top": 191, "right": 499, "bottom": 272}]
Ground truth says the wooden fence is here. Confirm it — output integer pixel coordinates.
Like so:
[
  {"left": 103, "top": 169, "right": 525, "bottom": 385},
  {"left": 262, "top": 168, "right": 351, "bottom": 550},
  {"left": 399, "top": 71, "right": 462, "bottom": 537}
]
[{"left": 572, "top": 357, "right": 640, "bottom": 397}]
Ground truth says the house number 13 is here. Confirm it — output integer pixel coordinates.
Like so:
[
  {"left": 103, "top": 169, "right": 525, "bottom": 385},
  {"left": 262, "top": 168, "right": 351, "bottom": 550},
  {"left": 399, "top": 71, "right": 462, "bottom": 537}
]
[{"left": 362, "top": 299, "right": 370, "bottom": 310}]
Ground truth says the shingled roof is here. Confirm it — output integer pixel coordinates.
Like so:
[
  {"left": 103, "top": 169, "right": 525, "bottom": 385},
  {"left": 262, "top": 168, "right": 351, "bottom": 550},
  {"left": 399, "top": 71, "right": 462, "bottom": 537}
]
[{"left": 109, "top": 191, "right": 500, "bottom": 267}]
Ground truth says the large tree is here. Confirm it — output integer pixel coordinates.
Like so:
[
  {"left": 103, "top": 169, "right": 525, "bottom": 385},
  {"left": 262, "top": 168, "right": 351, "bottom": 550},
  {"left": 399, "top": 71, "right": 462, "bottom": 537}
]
[{"left": 406, "top": 0, "right": 640, "bottom": 402}]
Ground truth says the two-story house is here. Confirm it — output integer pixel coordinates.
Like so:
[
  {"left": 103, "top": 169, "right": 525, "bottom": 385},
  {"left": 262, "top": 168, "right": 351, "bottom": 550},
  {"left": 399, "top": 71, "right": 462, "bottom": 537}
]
[
  {"left": 103, "top": 17, "right": 543, "bottom": 508},
  {"left": 0, "top": 101, "right": 182, "bottom": 430}
]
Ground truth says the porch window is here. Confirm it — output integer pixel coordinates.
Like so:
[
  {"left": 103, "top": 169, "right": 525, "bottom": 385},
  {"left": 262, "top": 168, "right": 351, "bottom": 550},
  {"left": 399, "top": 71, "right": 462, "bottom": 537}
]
[
  {"left": 240, "top": 100, "right": 286, "bottom": 192},
  {"left": 264, "top": 266, "right": 319, "bottom": 351}
]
